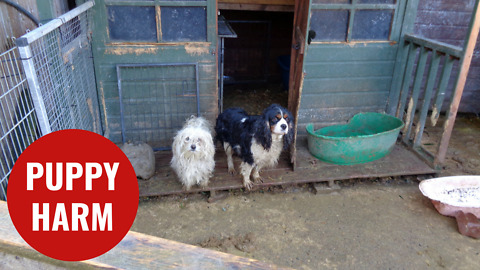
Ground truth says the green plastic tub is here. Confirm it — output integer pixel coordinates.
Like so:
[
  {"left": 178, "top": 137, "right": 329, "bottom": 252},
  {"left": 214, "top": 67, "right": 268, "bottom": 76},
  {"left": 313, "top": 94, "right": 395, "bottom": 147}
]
[{"left": 306, "top": 112, "right": 404, "bottom": 165}]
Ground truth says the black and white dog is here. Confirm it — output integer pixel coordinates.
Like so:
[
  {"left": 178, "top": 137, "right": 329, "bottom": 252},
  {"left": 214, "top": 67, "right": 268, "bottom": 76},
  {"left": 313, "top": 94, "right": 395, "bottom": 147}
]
[{"left": 215, "top": 104, "right": 294, "bottom": 190}]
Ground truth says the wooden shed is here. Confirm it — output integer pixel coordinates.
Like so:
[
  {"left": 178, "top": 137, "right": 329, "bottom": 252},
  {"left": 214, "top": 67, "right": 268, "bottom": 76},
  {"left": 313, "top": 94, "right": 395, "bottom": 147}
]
[{"left": 87, "top": 0, "right": 480, "bottom": 195}]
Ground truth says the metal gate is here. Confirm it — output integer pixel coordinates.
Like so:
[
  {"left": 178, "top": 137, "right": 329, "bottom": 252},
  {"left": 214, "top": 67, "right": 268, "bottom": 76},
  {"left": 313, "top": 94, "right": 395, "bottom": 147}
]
[
  {"left": 0, "top": 1, "right": 99, "bottom": 200},
  {"left": 16, "top": 1, "right": 100, "bottom": 135}
]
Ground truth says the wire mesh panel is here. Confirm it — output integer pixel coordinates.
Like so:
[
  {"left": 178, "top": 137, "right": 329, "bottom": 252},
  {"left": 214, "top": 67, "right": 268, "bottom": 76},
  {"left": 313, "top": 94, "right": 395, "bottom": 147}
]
[
  {"left": 0, "top": 47, "right": 41, "bottom": 200},
  {"left": 0, "top": 2, "right": 100, "bottom": 201},
  {"left": 16, "top": 1, "right": 100, "bottom": 134},
  {"left": 117, "top": 63, "right": 200, "bottom": 150}
]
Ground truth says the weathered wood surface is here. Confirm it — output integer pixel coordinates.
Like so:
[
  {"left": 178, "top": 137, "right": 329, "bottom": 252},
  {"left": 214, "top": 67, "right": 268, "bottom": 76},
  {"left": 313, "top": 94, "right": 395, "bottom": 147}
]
[
  {"left": 0, "top": 0, "right": 39, "bottom": 51},
  {"left": 415, "top": 0, "right": 480, "bottom": 113},
  {"left": 139, "top": 140, "right": 436, "bottom": 197},
  {"left": 0, "top": 201, "right": 286, "bottom": 269}
]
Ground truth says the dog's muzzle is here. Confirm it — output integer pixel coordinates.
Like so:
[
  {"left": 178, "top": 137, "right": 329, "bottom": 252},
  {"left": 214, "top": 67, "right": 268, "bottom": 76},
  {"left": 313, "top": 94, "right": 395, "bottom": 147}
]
[{"left": 190, "top": 144, "right": 196, "bottom": 151}]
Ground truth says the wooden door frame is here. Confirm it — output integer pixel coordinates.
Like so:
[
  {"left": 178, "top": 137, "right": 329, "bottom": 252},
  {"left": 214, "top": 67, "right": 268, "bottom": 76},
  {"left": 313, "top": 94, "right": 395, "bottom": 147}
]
[{"left": 288, "top": 0, "right": 310, "bottom": 167}]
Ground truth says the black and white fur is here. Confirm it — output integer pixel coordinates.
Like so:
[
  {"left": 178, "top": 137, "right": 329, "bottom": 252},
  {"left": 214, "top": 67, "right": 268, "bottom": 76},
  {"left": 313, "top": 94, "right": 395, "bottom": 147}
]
[
  {"left": 171, "top": 116, "right": 215, "bottom": 190},
  {"left": 215, "top": 104, "right": 294, "bottom": 190}
]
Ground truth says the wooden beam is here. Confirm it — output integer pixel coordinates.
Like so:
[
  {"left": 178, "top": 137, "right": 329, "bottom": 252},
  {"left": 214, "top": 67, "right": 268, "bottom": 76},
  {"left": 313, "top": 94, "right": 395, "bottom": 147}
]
[
  {"left": 404, "top": 34, "right": 463, "bottom": 58},
  {"left": 0, "top": 201, "right": 285, "bottom": 269},
  {"left": 218, "top": 3, "right": 294, "bottom": 12},
  {"left": 218, "top": 0, "right": 294, "bottom": 5},
  {"left": 435, "top": 0, "right": 480, "bottom": 166}
]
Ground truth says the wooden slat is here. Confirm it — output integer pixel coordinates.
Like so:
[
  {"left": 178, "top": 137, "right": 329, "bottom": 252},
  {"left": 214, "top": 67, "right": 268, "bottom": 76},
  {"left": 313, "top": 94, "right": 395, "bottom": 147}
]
[
  {"left": 387, "top": 41, "right": 410, "bottom": 115},
  {"left": 218, "top": 0, "right": 294, "bottom": 5},
  {"left": 217, "top": 3, "right": 294, "bottom": 12},
  {"left": 302, "top": 77, "right": 392, "bottom": 93},
  {"left": 430, "top": 55, "right": 455, "bottom": 126},
  {"left": 310, "top": 4, "right": 397, "bottom": 10},
  {"left": 435, "top": 0, "right": 480, "bottom": 166},
  {"left": 300, "top": 91, "right": 389, "bottom": 109},
  {"left": 304, "top": 61, "right": 395, "bottom": 79},
  {"left": 305, "top": 43, "right": 397, "bottom": 62},
  {"left": 138, "top": 142, "right": 436, "bottom": 197},
  {"left": 402, "top": 46, "right": 429, "bottom": 142},
  {"left": 396, "top": 43, "right": 418, "bottom": 119},
  {"left": 413, "top": 50, "right": 441, "bottom": 146},
  {"left": 404, "top": 34, "right": 463, "bottom": 58}
]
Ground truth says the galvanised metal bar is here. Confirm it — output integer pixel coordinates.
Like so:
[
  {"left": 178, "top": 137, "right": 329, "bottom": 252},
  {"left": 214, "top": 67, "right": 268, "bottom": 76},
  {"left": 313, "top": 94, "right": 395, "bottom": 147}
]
[
  {"left": 435, "top": 0, "right": 480, "bottom": 167},
  {"left": 16, "top": 45, "right": 51, "bottom": 135},
  {"left": 15, "top": 1, "right": 94, "bottom": 46},
  {"left": 0, "top": 47, "right": 41, "bottom": 201}
]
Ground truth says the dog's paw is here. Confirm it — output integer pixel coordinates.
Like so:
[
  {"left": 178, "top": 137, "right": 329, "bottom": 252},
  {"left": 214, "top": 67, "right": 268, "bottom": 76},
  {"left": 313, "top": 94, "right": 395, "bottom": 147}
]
[
  {"left": 243, "top": 180, "right": 254, "bottom": 190},
  {"left": 253, "top": 175, "right": 264, "bottom": 184},
  {"left": 199, "top": 181, "right": 209, "bottom": 189},
  {"left": 228, "top": 167, "right": 237, "bottom": 175}
]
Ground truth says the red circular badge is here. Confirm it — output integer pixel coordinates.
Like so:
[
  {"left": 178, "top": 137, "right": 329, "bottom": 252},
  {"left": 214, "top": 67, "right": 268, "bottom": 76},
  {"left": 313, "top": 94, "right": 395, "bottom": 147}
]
[{"left": 7, "top": 129, "right": 139, "bottom": 261}]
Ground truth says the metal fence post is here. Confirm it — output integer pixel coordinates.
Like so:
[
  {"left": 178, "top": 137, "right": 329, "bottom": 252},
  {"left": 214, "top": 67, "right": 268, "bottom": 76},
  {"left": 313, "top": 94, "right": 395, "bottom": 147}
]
[{"left": 16, "top": 44, "right": 51, "bottom": 135}]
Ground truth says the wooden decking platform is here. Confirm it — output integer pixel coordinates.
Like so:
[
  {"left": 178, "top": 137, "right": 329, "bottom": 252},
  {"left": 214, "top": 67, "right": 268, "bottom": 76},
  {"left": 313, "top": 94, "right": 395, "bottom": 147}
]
[
  {"left": 0, "top": 201, "right": 284, "bottom": 269},
  {"left": 139, "top": 139, "right": 437, "bottom": 197}
]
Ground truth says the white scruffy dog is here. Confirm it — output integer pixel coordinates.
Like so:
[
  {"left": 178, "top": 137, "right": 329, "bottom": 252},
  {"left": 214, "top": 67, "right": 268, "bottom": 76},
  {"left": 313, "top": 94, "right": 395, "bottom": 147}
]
[{"left": 171, "top": 116, "right": 215, "bottom": 190}]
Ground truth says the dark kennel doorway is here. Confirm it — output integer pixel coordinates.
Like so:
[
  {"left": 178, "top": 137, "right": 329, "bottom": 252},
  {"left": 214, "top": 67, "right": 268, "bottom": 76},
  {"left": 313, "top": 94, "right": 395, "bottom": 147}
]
[{"left": 219, "top": 10, "right": 294, "bottom": 114}]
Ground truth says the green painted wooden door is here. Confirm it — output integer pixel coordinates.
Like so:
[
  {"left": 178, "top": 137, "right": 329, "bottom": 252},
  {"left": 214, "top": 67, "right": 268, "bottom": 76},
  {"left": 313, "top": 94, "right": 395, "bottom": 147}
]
[
  {"left": 297, "top": 0, "right": 418, "bottom": 133},
  {"left": 91, "top": 0, "right": 218, "bottom": 148}
]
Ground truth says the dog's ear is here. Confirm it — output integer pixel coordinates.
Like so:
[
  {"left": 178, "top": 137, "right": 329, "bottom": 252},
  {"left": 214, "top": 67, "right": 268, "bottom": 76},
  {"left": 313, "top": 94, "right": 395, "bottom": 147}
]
[{"left": 254, "top": 118, "right": 272, "bottom": 150}]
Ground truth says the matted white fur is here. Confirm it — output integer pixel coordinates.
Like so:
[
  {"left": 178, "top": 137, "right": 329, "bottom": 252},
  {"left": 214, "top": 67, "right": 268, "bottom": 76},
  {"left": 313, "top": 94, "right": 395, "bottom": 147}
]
[{"left": 171, "top": 116, "right": 215, "bottom": 190}]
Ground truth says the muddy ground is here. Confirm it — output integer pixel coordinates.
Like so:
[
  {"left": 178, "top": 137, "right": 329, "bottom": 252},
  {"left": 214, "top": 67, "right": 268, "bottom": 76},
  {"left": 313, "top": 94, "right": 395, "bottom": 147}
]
[{"left": 131, "top": 115, "right": 480, "bottom": 269}]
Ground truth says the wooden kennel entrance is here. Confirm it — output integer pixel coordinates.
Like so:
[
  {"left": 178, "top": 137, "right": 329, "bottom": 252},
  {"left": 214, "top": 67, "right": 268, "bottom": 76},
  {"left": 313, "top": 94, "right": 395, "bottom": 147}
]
[{"left": 89, "top": 0, "right": 480, "bottom": 196}]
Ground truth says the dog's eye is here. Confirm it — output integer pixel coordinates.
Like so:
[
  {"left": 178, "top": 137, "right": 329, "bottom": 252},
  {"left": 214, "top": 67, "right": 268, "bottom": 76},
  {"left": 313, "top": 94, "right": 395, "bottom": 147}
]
[{"left": 185, "top": 137, "right": 190, "bottom": 141}]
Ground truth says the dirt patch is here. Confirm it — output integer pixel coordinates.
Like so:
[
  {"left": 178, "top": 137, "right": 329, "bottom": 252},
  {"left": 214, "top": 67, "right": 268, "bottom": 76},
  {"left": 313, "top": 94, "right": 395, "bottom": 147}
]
[{"left": 198, "top": 232, "right": 256, "bottom": 254}]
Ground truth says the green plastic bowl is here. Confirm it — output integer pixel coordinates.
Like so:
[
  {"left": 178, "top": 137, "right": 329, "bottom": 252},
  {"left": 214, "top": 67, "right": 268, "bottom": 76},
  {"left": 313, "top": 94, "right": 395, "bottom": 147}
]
[{"left": 306, "top": 112, "right": 404, "bottom": 165}]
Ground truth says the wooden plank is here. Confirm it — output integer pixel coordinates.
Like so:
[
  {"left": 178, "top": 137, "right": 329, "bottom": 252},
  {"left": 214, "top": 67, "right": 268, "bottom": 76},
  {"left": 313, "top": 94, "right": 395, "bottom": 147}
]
[
  {"left": 138, "top": 142, "right": 436, "bottom": 197},
  {"left": 302, "top": 77, "right": 392, "bottom": 93},
  {"left": 415, "top": 10, "right": 472, "bottom": 26},
  {"left": 430, "top": 55, "right": 455, "bottom": 126},
  {"left": 418, "top": 0, "right": 475, "bottom": 12},
  {"left": 402, "top": 46, "right": 429, "bottom": 142},
  {"left": 217, "top": 3, "right": 294, "bottom": 12},
  {"left": 404, "top": 34, "right": 463, "bottom": 58},
  {"left": 218, "top": 0, "right": 294, "bottom": 5},
  {"left": 304, "top": 61, "right": 395, "bottom": 79},
  {"left": 435, "top": 0, "right": 480, "bottom": 166},
  {"left": 304, "top": 43, "right": 397, "bottom": 62},
  {"left": 396, "top": 43, "right": 418, "bottom": 119},
  {"left": 387, "top": 41, "right": 410, "bottom": 115},
  {"left": 413, "top": 50, "right": 441, "bottom": 147},
  {"left": 0, "top": 202, "right": 284, "bottom": 269},
  {"left": 300, "top": 91, "right": 389, "bottom": 109},
  {"left": 387, "top": 0, "right": 420, "bottom": 115},
  {"left": 296, "top": 106, "right": 385, "bottom": 126}
]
